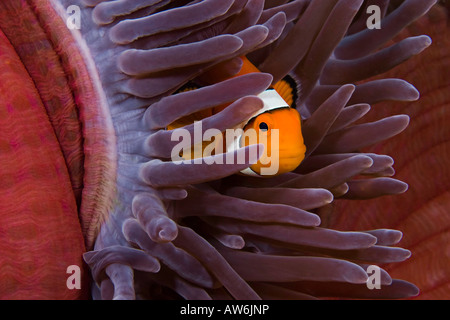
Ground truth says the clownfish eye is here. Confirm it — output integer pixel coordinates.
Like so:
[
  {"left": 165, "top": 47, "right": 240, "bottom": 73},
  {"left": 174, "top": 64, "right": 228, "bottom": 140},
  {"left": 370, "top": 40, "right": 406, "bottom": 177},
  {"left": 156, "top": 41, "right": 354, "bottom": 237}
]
[{"left": 259, "top": 122, "right": 269, "bottom": 131}]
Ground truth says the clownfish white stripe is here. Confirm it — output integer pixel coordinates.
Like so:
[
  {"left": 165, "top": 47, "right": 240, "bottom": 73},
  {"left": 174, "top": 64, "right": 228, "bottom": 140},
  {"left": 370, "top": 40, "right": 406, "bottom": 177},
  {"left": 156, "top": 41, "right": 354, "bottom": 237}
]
[{"left": 252, "top": 89, "right": 290, "bottom": 118}]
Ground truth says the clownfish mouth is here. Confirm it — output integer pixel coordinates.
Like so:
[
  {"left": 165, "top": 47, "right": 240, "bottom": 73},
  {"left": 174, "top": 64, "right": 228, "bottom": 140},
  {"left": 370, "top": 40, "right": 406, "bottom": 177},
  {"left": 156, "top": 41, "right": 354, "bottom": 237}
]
[{"left": 279, "top": 147, "right": 306, "bottom": 160}]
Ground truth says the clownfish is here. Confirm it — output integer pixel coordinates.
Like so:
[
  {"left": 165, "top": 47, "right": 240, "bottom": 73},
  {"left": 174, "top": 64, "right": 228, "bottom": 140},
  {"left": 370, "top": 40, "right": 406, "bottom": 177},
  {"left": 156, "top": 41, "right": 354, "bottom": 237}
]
[{"left": 168, "top": 57, "right": 306, "bottom": 177}]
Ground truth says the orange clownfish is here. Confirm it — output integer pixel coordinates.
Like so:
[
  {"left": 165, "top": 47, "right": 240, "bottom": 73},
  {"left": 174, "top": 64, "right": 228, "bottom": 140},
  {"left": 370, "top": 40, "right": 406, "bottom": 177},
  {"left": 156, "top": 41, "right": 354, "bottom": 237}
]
[{"left": 168, "top": 57, "right": 306, "bottom": 177}]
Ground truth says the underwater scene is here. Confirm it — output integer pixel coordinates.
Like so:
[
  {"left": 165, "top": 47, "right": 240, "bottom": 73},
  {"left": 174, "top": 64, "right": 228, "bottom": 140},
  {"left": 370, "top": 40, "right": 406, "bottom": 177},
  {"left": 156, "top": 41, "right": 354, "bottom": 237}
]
[{"left": 0, "top": 0, "right": 448, "bottom": 301}]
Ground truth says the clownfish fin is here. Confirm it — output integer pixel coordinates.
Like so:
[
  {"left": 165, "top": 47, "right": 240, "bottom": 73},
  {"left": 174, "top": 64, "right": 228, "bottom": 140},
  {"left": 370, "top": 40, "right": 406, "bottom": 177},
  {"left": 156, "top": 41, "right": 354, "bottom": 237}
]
[
  {"left": 272, "top": 74, "right": 300, "bottom": 110},
  {"left": 175, "top": 81, "right": 201, "bottom": 94}
]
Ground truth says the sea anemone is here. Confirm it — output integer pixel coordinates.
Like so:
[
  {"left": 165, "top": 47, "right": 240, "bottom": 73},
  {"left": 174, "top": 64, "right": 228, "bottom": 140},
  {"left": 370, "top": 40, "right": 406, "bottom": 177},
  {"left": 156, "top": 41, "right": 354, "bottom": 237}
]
[
  {"left": 329, "top": 2, "right": 450, "bottom": 299},
  {"left": 0, "top": 0, "right": 447, "bottom": 300}
]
